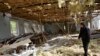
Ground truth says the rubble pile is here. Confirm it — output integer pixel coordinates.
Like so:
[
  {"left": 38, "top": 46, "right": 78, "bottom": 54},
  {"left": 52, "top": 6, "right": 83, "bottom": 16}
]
[
  {"left": 36, "top": 35, "right": 100, "bottom": 56},
  {"left": 0, "top": 33, "right": 33, "bottom": 46},
  {"left": 37, "top": 46, "right": 84, "bottom": 56},
  {"left": 0, "top": 45, "right": 26, "bottom": 55},
  {"left": 30, "top": 33, "right": 48, "bottom": 46},
  {"left": 0, "top": 35, "right": 100, "bottom": 56}
]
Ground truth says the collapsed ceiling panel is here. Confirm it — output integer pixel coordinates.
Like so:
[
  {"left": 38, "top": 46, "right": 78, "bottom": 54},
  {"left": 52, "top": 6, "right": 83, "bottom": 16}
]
[{"left": 0, "top": 0, "right": 100, "bottom": 22}]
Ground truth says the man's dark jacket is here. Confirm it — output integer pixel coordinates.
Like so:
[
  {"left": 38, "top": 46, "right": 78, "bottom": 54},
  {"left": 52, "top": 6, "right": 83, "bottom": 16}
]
[{"left": 79, "top": 27, "right": 90, "bottom": 42}]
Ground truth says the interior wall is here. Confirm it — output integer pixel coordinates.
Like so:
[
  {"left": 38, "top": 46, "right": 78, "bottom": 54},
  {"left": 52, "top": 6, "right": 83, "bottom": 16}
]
[
  {"left": 18, "top": 19, "right": 25, "bottom": 35},
  {"left": 0, "top": 14, "right": 35, "bottom": 41},
  {"left": 0, "top": 13, "right": 11, "bottom": 41},
  {"left": 12, "top": 17, "right": 34, "bottom": 35},
  {"left": 92, "top": 15, "right": 100, "bottom": 30},
  {"left": 27, "top": 21, "right": 34, "bottom": 33},
  {"left": 32, "top": 23, "right": 44, "bottom": 33},
  {"left": 44, "top": 23, "right": 64, "bottom": 34}
]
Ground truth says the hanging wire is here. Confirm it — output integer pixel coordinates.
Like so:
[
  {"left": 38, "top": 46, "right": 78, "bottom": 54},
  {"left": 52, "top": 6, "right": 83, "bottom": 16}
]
[{"left": 38, "top": 0, "right": 47, "bottom": 43}]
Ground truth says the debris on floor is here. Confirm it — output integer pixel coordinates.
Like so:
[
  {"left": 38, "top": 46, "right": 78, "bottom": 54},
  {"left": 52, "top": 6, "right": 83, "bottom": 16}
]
[
  {"left": 0, "top": 35, "right": 100, "bottom": 56},
  {"left": 36, "top": 35, "right": 100, "bottom": 56}
]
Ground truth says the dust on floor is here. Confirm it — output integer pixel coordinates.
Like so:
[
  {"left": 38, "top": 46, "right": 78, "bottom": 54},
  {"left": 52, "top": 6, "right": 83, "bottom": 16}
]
[{"left": 37, "top": 35, "right": 100, "bottom": 56}]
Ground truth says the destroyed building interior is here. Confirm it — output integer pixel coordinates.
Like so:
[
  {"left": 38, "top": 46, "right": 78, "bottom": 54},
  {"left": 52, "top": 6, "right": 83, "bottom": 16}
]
[{"left": 0, "top": 0, "right": 100, "bottom": 56}]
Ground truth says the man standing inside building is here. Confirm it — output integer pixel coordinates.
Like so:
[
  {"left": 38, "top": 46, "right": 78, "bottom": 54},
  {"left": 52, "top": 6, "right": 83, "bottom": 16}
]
[{"left": 78, "top": 23, "right": 90, "bottom": 56}]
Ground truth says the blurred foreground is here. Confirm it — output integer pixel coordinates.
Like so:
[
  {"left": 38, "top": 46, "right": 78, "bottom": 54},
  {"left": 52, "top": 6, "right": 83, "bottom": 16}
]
[{"left": 0, "top": 34, "right": 100, "bottom": 56}]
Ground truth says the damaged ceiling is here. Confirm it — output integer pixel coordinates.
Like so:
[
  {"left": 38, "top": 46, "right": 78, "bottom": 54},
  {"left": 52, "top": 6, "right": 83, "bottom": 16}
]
[{"left": 0, "top": 0, "right": 100, "bottom": 22}]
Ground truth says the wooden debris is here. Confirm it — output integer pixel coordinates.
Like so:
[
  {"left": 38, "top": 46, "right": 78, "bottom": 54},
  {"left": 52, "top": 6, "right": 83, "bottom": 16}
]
[{"left": 30, "top": 33, "right": 47, "bottom": 46}]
